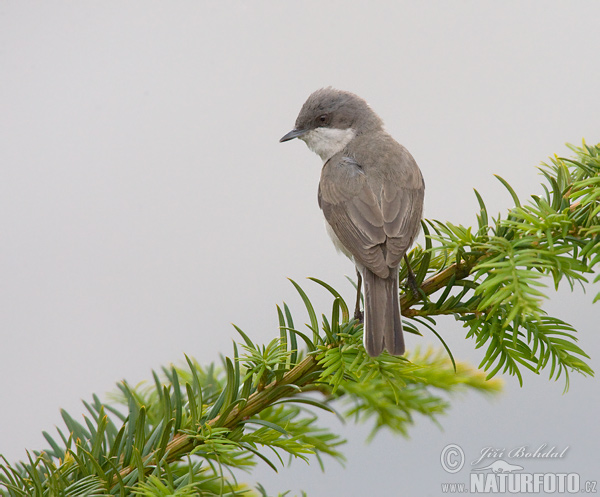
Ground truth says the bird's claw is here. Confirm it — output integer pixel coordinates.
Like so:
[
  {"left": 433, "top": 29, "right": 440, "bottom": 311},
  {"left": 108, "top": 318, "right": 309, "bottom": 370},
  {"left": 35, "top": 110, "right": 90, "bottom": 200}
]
[
  {"left": 406, "top": 271, "right": 421, "bottom": 300},
  {"left": 353, "top": 309, "right": 364, "bottom": 323},
  {"left": 404, "top": 255, "right": 421, "bottom": 300}
]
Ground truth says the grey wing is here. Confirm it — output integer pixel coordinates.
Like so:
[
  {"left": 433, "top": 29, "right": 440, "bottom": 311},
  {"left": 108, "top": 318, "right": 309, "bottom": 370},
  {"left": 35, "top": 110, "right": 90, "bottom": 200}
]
[
  {"left": 318, "top": 157, "right": 390, "bottom": 279},
  {"left": 381, "top": 174, "right": 425, "bottom": 268}
]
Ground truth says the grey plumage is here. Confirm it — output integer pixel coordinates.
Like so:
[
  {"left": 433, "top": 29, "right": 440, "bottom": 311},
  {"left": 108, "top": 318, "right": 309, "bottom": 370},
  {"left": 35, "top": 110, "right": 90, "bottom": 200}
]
[{"left": 280, "top": 88, "right": 424, "bottom": 356}]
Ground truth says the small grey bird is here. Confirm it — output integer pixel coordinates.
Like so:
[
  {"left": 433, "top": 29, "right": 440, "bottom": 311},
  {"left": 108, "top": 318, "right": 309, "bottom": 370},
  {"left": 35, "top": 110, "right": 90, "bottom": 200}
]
[{"left": 280, "top": 88, "right": 424, "bottom": 356}]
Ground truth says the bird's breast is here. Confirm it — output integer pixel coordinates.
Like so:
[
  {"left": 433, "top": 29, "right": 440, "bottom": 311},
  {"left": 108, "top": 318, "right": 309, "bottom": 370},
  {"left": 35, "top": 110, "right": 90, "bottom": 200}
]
[{"left": 324, "top": 217, "right": 355, "bottom": 260}]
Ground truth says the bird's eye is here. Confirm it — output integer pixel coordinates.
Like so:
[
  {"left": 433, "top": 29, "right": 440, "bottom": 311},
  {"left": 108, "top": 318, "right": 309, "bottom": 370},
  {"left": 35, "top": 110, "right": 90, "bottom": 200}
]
[{"left": 318, "top": 114, "right": 328, "bottom": 124}]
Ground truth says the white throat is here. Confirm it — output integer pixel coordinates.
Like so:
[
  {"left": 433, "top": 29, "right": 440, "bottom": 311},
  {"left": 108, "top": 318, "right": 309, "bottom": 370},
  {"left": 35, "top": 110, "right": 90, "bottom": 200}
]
[{"left": 300, "top": 127, "right": 356, "bottom": 163}]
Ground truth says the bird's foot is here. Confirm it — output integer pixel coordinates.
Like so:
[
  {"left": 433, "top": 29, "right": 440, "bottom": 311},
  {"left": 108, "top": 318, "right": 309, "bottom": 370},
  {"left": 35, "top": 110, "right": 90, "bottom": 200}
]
[
  {"left": 406, "top": 268, "right": 421, "bottom": 300},
  {"left": 353, "top": 309, "right": 364, "bottom": 323},
  {"left": 404, "top": 255, "right": 421, "bottom": 300}
]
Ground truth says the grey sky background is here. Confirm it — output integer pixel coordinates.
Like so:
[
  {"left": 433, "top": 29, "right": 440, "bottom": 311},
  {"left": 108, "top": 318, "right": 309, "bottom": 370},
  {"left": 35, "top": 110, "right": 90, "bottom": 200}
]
[{"left": 1, "top": 2, "right": 599, "bottom": 495}]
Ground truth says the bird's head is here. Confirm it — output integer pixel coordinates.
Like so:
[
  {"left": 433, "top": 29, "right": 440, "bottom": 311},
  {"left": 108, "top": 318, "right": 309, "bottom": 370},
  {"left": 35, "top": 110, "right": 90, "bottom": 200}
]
[{"left": 280, "top": 87, "right": 383, "bottom": 162}]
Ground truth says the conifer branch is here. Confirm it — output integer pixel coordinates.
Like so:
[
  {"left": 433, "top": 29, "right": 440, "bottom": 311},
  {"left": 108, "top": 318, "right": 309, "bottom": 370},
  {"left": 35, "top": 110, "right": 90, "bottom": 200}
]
[{"left": 2, "top": 141, "right": 598, "bottom": 496}]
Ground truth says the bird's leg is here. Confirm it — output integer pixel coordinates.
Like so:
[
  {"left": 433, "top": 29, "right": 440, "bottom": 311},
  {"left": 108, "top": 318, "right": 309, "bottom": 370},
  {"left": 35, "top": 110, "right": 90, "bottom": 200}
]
[
  {"left": 354, "top": 269, "right": 364, "bottom": 322},
  {"left": 404, "top": 254, "right": 420, "bottom": 299}
]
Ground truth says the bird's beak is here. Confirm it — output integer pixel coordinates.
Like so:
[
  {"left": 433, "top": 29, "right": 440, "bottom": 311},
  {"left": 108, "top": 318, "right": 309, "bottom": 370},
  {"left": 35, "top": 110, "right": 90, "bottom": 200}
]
[{"left": 279, "top": 128, "right": 308, "bottom": 143}]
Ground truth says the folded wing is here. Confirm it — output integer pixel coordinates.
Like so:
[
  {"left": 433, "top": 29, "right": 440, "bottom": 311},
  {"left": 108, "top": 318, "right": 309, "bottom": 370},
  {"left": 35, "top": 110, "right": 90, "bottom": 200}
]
[{"left": 319, "top": 155, "right": 423, "bottom": 276}]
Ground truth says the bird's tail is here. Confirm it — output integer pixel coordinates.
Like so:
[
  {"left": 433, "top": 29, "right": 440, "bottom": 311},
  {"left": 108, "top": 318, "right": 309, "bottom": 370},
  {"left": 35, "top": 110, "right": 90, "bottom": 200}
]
[{"left": 362, "top": 267, "right": 405, "bottom": 357}]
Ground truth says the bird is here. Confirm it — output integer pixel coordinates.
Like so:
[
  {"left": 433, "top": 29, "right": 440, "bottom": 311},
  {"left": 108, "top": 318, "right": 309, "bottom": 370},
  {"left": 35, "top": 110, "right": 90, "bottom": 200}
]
[{"left": 280, "top": 88, "right": 424, "bottom": 356}]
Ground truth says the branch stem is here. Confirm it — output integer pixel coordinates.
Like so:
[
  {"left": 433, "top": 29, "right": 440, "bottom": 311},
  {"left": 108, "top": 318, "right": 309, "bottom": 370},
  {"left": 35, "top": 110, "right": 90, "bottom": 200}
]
[{"left": 115, "top": 260, "right": 478, "bottom": 486}]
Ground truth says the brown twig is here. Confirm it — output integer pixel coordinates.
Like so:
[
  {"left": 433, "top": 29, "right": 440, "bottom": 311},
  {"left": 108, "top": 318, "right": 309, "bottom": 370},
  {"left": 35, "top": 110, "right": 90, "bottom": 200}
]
[
  {"left": 113, "top": 261, "right": 477, "bottom": 487},
  {"left": 114, "top": 355, "right": 321, "bottom": 485}
]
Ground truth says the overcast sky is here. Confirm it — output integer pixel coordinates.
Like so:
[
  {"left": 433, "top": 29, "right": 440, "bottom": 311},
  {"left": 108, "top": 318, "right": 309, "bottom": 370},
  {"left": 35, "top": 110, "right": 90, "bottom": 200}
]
[{"left": 1, "top": 2, "right": 599, "bottom": 496}]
